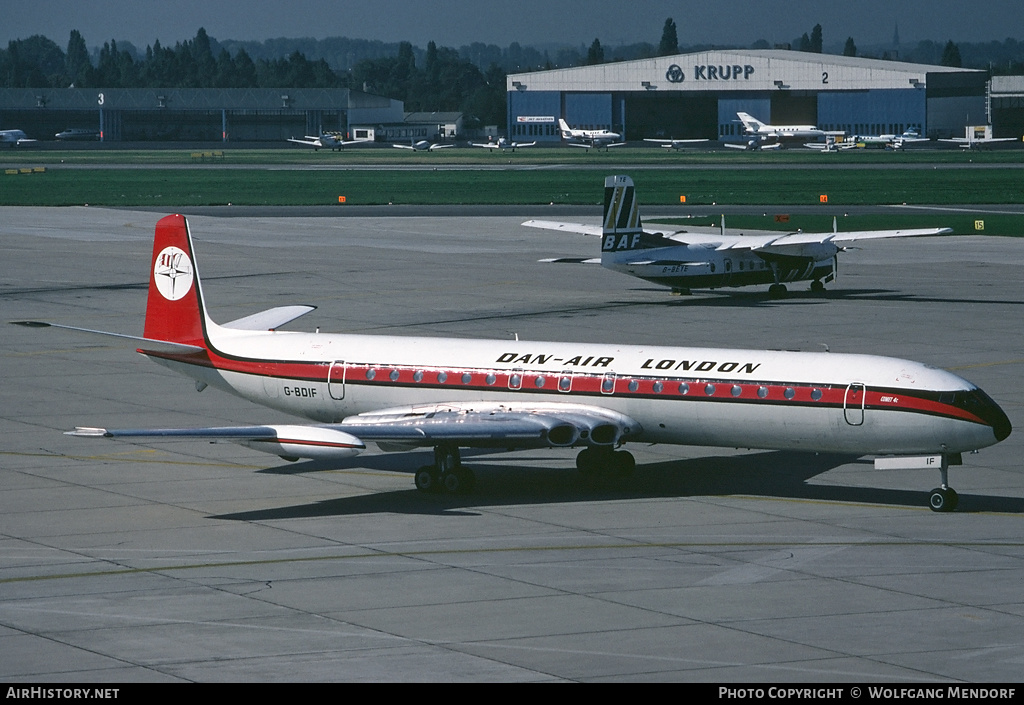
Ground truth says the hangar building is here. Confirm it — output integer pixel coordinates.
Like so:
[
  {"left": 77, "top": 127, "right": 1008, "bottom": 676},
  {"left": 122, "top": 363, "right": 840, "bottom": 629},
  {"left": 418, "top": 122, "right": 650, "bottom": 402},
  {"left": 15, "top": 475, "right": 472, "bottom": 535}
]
[
  {"left": 506, "top": 49, "right": 988, "bottom": 142},
  {"left": 0, "top": 87, "right": 403, "bottom": 142}
]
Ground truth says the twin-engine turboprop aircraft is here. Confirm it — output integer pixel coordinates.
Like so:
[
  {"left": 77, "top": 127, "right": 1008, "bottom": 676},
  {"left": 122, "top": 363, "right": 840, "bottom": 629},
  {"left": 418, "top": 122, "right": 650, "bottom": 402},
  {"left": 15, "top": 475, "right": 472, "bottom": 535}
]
[
  {"left": 526, "top": 175, "right": 953, "bottom": 297},
  {"left": 14, "top": 193, "right": 1010, "bottom": 510}
]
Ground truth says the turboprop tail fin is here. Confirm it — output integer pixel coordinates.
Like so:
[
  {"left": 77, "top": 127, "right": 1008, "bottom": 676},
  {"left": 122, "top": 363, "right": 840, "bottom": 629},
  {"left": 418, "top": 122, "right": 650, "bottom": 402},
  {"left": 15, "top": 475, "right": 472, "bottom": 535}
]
[{"left": 602, "top": 175, "right": 643, "bottom": 236}]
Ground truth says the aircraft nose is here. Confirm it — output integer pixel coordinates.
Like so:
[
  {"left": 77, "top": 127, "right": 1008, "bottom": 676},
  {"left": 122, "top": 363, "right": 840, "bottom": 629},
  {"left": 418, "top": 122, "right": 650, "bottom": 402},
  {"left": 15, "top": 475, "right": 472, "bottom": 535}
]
[{"left": 976, "top": 389, "right": 1012, "bottom": 442}]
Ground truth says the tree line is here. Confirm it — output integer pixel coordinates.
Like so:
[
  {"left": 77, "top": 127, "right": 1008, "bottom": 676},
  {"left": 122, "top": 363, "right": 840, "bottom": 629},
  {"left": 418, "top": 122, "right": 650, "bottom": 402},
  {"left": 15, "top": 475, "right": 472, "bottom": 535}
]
[{"left": 3, "top": 23, "right": 1024, "bottom": 128}]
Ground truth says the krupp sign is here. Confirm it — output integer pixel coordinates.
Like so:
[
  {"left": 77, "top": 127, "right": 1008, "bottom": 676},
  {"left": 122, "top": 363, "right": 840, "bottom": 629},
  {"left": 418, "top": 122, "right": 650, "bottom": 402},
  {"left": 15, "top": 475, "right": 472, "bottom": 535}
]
[{"left": 666, "top": 63, "right": 756, "bottom": 82}]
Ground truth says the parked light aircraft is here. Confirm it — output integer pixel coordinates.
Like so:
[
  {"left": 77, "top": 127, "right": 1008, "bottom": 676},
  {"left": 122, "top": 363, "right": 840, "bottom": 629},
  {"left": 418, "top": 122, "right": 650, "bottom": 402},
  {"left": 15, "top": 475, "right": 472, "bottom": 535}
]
[
  {"left": 940, "top": 125, "right": 1018, "bottom": 150},
  {"left": 643, "top": 137, "right": 710, "bottom": 150},
  {"left": 55, "top": 128, "right": 100, "bottom": 141},
  {"left": 393, "top": 140, "right": 455, "bottom": 152},
  {"left": 847, "top": 129, "right": 928, "bottom": 150},
  {"left": 525, "top": 175, "right": 953, "bottom": 298},
  {"left": 559, "top": 119, "right": 625, "bottom": 149},
  {"left": 1, "top": 129, "right": 37, "bottom": 147},
  {"left": 803, "top": 135, "right": 857, "bottom": 153},
  {"left": 14, "top": 195, "right": 1010, "bottom": 510},
  {"left": 287, "top": 132, "right": 367, "bottom": 151},
  {"left": 723, "top": 135, "right": 783, "bottom": 151},
  {"left": 471, "top": 137, "right": 536, "bottom": 152},
  {"left": 735, "top": 112, "right": 826, "bottom": 141}
]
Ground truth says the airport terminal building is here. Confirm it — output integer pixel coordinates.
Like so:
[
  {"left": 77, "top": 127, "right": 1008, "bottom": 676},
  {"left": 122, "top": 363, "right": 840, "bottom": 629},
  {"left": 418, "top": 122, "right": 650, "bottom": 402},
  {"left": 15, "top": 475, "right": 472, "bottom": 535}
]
[{"left": 506, "top": 49, "right": 990, "bottom": 142}]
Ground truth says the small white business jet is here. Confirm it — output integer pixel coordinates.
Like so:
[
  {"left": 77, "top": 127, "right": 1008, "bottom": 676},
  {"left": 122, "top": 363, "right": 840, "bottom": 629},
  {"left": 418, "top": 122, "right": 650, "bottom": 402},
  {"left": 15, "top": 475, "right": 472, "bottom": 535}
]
[
  {"left": 526, "top": 175, "right": 952, "bottom": 298},
  {"left": 559, "top": 119, "right": 625, "bottom": 150},
  {"left": 471, "top": 137, "right": 536, "bottom": 152},
  {"left": 735, "top": 111, "right": 826, "bottom": 141},
  {"left": 14, "top": 197, "right": 1009, "bottom": 509}
]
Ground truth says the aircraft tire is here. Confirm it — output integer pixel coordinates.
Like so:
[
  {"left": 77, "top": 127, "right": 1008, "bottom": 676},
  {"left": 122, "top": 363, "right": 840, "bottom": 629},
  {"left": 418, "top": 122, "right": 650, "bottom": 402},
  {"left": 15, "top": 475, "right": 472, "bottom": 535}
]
[
  {"left": 928, "top": 487, "right": 959, "bottom": 512},
  {"left": 810, "top": 280, "right": 825, "bottom": 293},
  {"left": 576, "top": 448, "right": 602, "bottom": 475},
  {"left": 612, "top": 450, "right": 636, "bottom": 477},
  {"left": 769, "top": 284, "right": 788, "bottom": 298},
  {"left": 415, "top": 466, "right": 442, "bottom": 493},
  {"left": 442, "top": 467, "right": 476, "bottom": 495}
]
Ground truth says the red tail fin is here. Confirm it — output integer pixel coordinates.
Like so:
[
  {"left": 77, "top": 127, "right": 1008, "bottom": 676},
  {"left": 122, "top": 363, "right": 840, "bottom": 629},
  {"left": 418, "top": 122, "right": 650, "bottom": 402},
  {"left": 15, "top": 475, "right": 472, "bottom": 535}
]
[{"left": 144, "top": 214, "right": 209, "bottom": 347}]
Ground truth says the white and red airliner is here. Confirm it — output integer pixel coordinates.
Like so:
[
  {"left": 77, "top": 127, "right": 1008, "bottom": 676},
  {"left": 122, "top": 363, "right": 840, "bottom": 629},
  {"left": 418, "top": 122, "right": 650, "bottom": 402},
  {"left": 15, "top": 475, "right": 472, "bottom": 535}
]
[{"left": 15, "top": 183, "right": 1010, "bottom": 510}]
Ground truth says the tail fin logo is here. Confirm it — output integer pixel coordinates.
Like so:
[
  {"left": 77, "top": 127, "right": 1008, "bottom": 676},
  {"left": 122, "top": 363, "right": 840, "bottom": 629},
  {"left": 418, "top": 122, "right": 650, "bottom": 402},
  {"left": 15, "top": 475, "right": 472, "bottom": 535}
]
[{"left": 154, "top": 247, "right": 194, "bottom": 301}]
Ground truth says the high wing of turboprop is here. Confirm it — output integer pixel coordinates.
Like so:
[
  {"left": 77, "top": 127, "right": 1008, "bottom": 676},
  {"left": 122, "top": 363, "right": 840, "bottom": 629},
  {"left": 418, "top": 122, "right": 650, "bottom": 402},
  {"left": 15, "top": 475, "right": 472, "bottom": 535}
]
[
  {"left": 287, "top": 132, "right": 367, "bottom": 151},
  {"left": 13, "top": 198, "right": 1008, "bottom": 510},
  {"left": 471, "top": 137, "right": 536, "bottom": 152},
  {"left": 525, "top": 175, "right": 953, "bottom": 298},
  {"left": 393, "top": 140, "right": 455, "bottom": 151}
]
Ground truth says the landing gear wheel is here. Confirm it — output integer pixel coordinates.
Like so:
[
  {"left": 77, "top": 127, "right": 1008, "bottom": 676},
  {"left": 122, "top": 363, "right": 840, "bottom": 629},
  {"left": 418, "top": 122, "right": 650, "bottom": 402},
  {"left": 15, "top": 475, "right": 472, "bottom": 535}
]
[
  {"left": 442, "top": 467, "right": 476, "bottom": 495},
  {"left": 929, "top": 487, "right": 959, "bottom": 512},
  {"left": 611, "top": 450, "right": 636, "bottom": 477},
  {"left": 768, "top": 283, "right": 788, "bottom": 298},
  {"left": 810, "top": 280, "right": 825, "bottom": 293},
  {"left": 415, "top": 466, "right": 442, "bottom": 493},
  {"left": 576, "top": 447, "right": 603, "bottom": 476}
]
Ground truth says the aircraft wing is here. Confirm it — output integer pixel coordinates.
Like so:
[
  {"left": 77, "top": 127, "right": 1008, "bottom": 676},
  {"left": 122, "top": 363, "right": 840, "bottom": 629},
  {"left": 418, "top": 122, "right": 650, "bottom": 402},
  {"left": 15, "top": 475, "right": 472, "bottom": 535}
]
[
  {"left": 287, "top": 137, "right": 321, "bottom": 147},
  {"left": 826, "top": 227, "right": 953, "bottom": 244},
  {"left": 644, "top": 138, "right": 708, "bottom": 147},
  {"left": 713, "top": 227, "right": 953, "bottom": 255},
  {"left": 523, "top": 219, "right": 726, "bottom": 242},
  {"left": 538, "top": 257, "right": 602, "bottom": 264},
  {"left": 428, "top": 143, "right": 455, "bottom": 150},
  {"left": 392, "top": 144, "right": 416, "bottom": 150},
  {"left": 67, "top": 402, "right": 640, "bottom": 458},
  {"left": 522, "top": 219, "right": 603, "bottom": 236}
]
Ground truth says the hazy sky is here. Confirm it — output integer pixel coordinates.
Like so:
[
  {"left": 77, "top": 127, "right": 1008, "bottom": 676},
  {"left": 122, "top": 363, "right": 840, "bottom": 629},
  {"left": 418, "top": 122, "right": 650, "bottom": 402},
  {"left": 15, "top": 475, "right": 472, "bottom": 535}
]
[{"left": 5, "top": 0, "right": 1024, "bottom": 51}]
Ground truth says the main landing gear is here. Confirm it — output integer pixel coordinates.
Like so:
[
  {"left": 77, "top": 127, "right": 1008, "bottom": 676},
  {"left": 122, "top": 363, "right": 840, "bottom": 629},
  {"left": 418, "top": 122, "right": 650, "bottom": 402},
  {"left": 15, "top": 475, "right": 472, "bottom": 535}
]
[
  {"left": 414, "top": 445, "right": 476, "bottom": 495},
  {"left": 413, "top": 445, "right": 637, "bottom": 494},
  {"left": 576, "top": 447, "right": 636, "bottom": 477}
]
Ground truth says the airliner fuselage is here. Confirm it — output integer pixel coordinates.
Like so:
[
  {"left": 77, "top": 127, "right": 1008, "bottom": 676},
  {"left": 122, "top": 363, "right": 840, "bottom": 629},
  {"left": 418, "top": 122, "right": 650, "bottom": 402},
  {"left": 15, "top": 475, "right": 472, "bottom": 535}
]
[{"left": 151, "top": 325, "right": 1007, "bottom": 458}]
